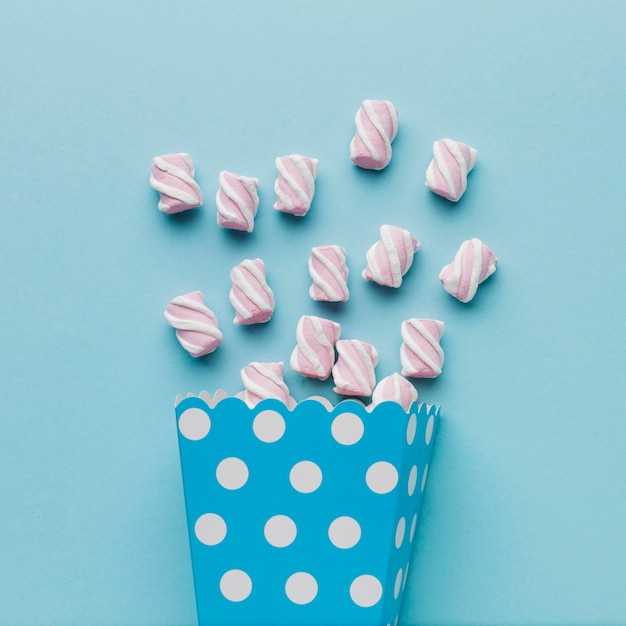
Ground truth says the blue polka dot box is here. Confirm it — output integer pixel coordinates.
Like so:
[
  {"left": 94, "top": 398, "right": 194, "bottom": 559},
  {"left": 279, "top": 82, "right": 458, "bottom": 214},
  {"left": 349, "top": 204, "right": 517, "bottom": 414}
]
[{"left": 175, "top": 393, "right": 438, "bottom": 626}]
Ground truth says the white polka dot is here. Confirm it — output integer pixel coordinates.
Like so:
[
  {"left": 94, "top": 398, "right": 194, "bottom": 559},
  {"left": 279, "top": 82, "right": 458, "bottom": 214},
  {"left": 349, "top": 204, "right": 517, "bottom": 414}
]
[
  {"left": 406, "top": 413, "right": 417, "bottom": 445},
  {"left": 285, "top": 572, "right": 318, "bottom": 605},
  {"left": 408, "top": 465, "right": 418, "bottom": 496},
  {"left": 403, "top": 562, "right": 410, "bottom": 590},
  {"left": 409, "top": 513, "right": 417, "bottom": 542},
  {"left": 395, "top": 517, "right": 406, "bottom": 549},
  {"left": 178, "top": 407, "right": 211, "bottom": 440},
  {"left": 425, "top": 414, "right": 435, "bottom": 445},
  {"left": 253, "top": 409, "right": 286, "bottom": 443},
  {"left": 421, "top": 464, "right": 429, "bottom": 492},
  {"left": 331, "top": 412, "right": 364, "bottom": 445},
  {"left": 350, "top": 574, "right": 383, "bottom": 608},
  {"left": 264, "top": 515, "right": 297, "bottom": 548},
  {"left": 194, "top": 513, "right": 226, "bottom": 546},
  {"left": 394, "top": 568, "right": 403, "bottom": 599},
  {"left": 328, "top": 516, "right": 361, "bottom": 549},
  {"left": 290, "top": 461, "right": 322, "bottom": 493},
  {"left": 365, "top": 461, "right": 398, "bottom": 494},
  {"left": 216, "top": 457, "right": 249, "bottom": 490},
  {"left": 394, "top": 615, "right": 399, "bottom": 626},
  {"left": 220, "top": 569, "right": 252, "bottom": 602}
]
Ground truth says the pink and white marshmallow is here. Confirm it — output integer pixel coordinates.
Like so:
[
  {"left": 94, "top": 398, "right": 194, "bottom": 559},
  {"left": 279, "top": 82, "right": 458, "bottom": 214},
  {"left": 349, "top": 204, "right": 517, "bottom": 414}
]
[
  {"left": 150, "top": 153, "right": 203, "bottom": 214},
  {"left": 400, "top": 319, "right": 445, "bottom": 378},
  {"left": 425, "top": 139, "right": 477, "bottom": 202},
  {"left": 332, "top": 339, "right": 378, "bottom": 397},
  {"left": 350, "top": 99, "right": 398, "bottom": 170},
  {"left": 439, "top": 238, "right": 497, "bottom": 303},
  {"left": 273, "top": 154, "right": 319, "bottom": 216},
  {"left": 372, "top": 373, "right": 418, "bottom": 410},
  {"left": 309, "top": 245, "right": 350, "bottom": 302},
  {"left": 240, "top": 361, "right": 291, "bottom": 406},
  {"left": 362, "top": 225, "right": 420, "bottom": 288},
  {"left": 290, "top": 315, "right": 341, "bottom": 380},
  {"left": 229, "top": 258, "right": 275, "bottom": 324},
  {"left": 216, "top": 170, "right": 259, "bottom": 232},
  {"left": 164, "top": 291, "right": 222, "bottom": 357}
]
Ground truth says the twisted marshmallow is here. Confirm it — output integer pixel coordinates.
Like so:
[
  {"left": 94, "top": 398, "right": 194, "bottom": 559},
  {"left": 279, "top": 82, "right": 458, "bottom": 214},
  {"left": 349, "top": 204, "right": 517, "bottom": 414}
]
[
  {"left": 216, "top": 170, "right": 259, "bottom": 232},
  {"left": 332, "top": 339, "right": 378, "bottom": 397},
  {"left": 309, "top": 245, "right": 349, "bottom": 302},
  {"left": 425, "top": 139, "right": 477, "bottom": 202},
  {"left": 273, "top": 154, "right": 319, "bottom": 216},
  {"left": 350, "top": 99, "right": 398, "bottom": 170},
  {"left": 290, "top": 315, "right": 341, "bottom": 380},
  {"left": 229, "top": 258, "right": 275, "bottom": 324},
  {"left": 439, "top": 238, "right": 497, "bottom": 303},
  {"left": 149, "top": 153, "right": 203, "bottom": 214},
  {"left": 241, "top": 361, "right": 291, "bottom": 406},
  {"left": 362, "top": 225, "right": 420, "bottom": 288},
  {"left": 400, "top": 319, "right": 445, "bottom": 378},
  {"left": 372, "top": 373, "right": 418, "bottom": 410},
  {"left": 164, "top": 291, "right": 222, "bottom": 357}
]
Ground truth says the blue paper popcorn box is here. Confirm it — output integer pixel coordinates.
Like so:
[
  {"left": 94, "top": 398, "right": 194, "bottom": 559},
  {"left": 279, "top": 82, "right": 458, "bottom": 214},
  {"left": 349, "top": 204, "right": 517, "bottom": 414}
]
[{"left": 175, "top": 394, "right": 439, "bottom": 626}]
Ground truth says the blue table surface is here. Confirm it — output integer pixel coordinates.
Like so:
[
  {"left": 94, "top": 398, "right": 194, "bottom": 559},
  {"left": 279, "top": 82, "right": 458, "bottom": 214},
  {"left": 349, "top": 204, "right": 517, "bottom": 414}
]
[{"left": 1, "top": 1, "right": 625, "bottom": 624}]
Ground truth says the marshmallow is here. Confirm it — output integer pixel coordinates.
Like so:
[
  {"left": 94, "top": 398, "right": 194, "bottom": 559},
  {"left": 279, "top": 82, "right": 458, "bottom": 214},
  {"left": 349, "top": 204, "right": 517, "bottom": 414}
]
[
  {"left": 164, "top": 291, "right": 222, "bottom": 357},
  {"left": 216, "top": 170, "right": 259, "bottom": 232},
  {"left": 400, "top": 319, "right": 445, "bottom": 378},
  {"left": 229, "top": 258, "right": 275, "bottom": 324},
  {"left": 371, "top": 374, "right": 418, "bottom": 410},
  {"left": 350, "top": 99, "right": 398, "bottom": 170},
  {"left": 425, "top": 139, "right": 477, "bottom": 202},
  {"left": 149, "top": 153, "right": 203, "bottom": 214},
  {"left": 439, "top": 238, "right": 497, "bottom": 303},
  {"left": 241, "top": 361, "right": 291, "bottom": 406},
  {"left": 290, "top": 315, "right": 341, "bottom": 380},
  {"left": 273, "top": 154, "right": 319, "bottom": 216},
  {"left": 362, "top": 225, "right": 420, "bottom": 288},
  {"left": 309, "top": 245, "right": 350, "bottom": 302},
  {"left": 332, "top": 339, "right": 378, "bottom": 397}
]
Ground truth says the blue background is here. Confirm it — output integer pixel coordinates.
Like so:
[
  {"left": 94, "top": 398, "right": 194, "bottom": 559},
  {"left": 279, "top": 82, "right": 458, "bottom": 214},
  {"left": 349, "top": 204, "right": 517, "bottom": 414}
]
[{"left": 1, "top": 1, "right": 625, "bottom": 624}]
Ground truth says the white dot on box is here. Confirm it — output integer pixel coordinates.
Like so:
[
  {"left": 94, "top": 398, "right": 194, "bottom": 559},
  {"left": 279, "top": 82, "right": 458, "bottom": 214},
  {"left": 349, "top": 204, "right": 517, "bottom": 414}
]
[
  {"left": 365, "top": 461, "right": 398, "bottom": 494},
  {"left": 290, "top": 461, "right": 322, "bottom": 493},
  {"left": 410, "top": 513, "right": 417, "bottom": 543},
  {"left": 408, "top": 465, "right": 418, "bottom": 496},
  {"left": 328, "top": 516, "right": 361, "bottom": 549},
  {"left": 285, "top": 572, "right": 318, "bottom": 604},
  {"left": 425, "top": 414, "right": 435, "bottom": 446},
  {"left": 194, "top": 513, "right": 226, "bottom": 546},
  {"left": 264, "top": 515, "right": 297, "bottom": 548},
  {"left": 220, "top": 569, "right": 252, "bottom": 602},
  {"left": 421, "top": 464, "right": 429, "bottom": 492},
  {"left": 406, "top": 413, "right": 417, "bottom": 445},
  {"left": 216, "top": 457, "right": 249, "bottom": 490},
  {"left": 395, "top": 517, "right": 406, "bottom": 549},
  {"left": 350, "top": 574, "right": 383, "bottom": 608},
  {"left": 331, "top": 412, "right": 364, "bottom": 445},
  {"left": 394, "top": 568, "right": 403, "bottom": 599},
  {"left": 403, "top": 562, "right": 410, "bottom": 590},
  {"left": 178, "top": 407, "right": 211, "bottom": 440},
  {"left": 253, "top": 409, "right": 286, "bottom": 443}
]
